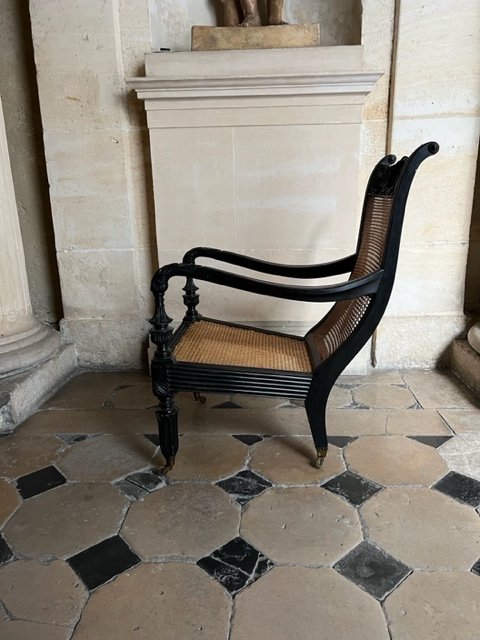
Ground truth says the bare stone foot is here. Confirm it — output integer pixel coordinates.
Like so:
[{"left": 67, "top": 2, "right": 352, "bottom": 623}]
[{"left": 241, "top": 13, "right": 262, "bottom": 27}]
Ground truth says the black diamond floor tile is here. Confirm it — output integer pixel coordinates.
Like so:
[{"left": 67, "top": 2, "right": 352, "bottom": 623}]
[
  {"left": 322, "top": 470, "right": 382, "bottom": 506},
  {"left": 0, "top": 534, "right": 13, "bottom": 565},
  {"left": 232, "top": 434, "right": 264, "bottom": 446},
  {"left": 16, "top": 466, "right": 67, "bottom": 499},
  {"left": 217, "top": 470, "right": 272, "bottom": 505},
  {"left": 197, "top": 537, "right": 273, "bottom": 595},
  {"left": 212, "top": 401, "right": 243, "bottom": 409},
  {"left": 471, "top": 559, "right": 480, "bottom": 576},
  {"left": 67, "top": 535, "right": 140, "bottom": 590},
  {"left": 328, "top": 436, "right": 358, "bottom": 449},
  {"left": 57, "top": 433, "right": 91, "bottom": 445},
  {"left": 114, "top": 479, "right": 149, "bottom": 501},
  {"left": 144, "top": 433, "right": 159, "bottom": 446},
  {"left": 124, "top": 470, "right": 166, "bottom": 492},
  {"left": 335, "top": 541, "right": 410, "bottom": 600},
  {"left": 433, "top": 471, "right": 480, "bottom": 507},
  {"left": 407, "top": 435, "right": 453, "bottom": 448}
]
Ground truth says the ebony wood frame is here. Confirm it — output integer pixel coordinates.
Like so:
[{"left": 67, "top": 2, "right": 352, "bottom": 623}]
[{"left": 150, "top": 142, "right": 439, "bottom": 472}]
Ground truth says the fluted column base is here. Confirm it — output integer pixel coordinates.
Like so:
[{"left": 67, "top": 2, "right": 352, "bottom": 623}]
[{"left": 0, "top": 320, "right": 60, "bottom": 376}]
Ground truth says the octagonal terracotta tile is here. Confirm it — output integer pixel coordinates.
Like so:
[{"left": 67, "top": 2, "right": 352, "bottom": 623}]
[
  {"left": 121, "top": 483, "right": 240, "bottom": 560},
  {"left": 0, "top": 559, "right": 87, "bottom": 626},
  {"left": 384, "top": 571, "right": 480, "bottom": 640},
  {"left": 0, "top": 480, "right": 21, "bottom": 528},
  {"left": 386, "top": 409, "right": 451, "bottom": 435},
  {"left": 353, "top": 384, "right": 416, "bottom": 410},
  {"left": 3, "top": 483, "right": 128, "bottom": 559},
  {"left": 72, "top": 563, "right": 231, "bottom": 640},
  {"left": 249, "top": 436, "right": 344, "bottom": 485},
  {"left": 361, "top": 487, "right": 480, "bottom": 570},
  {"left": 241, "top": 487, "right": 362, "bottom": 565},
  {"left": 56, "top": 435, "right": 156, "bottom": 482},
  {"left": 344, "top": 436, "right": 448, "bottom": 485},
  {"left": 0, "top": 619, "right": 71, "bottom": 640},
  {"left": 166, "top": 434, "right": 248, "bottom": 481},
  {"left": 231, "top": 566, "right": 389, "bottom": 640},
  {"left": 0, "top": 435, "right": 63, "bottom": 478}
]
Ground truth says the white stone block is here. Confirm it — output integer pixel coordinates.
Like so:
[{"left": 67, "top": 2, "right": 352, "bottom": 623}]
[
  {"left": 394, "top": 0, "right": 480, "bottom": 118},
  {"left": 375, "top": 315, "right": 466, "bottom": 368},
  {"left": 57, "top": 250, "right": 139, "bottom": 319}
]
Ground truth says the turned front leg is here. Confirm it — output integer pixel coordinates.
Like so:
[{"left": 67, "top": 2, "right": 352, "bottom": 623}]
[{"left": 155, "top": 393, "right": 179, "bottom": 474}]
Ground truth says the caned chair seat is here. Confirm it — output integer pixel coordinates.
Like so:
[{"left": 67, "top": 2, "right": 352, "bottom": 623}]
[
  {"left": 174, "top": 319, "right": 312, "bottom": 373},
  {"left": 150, "top": 142, "right": 439, "bottom": 473}
]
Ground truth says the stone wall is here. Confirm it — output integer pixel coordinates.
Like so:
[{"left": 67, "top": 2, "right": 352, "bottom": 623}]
[
  {"left": 375, "top": 0, "right": 480, "bottom": 367},
  {"left": 29, "top": 0, "right": 156, "bottom": 368},
  {"left": 27, "top": 0, "right": 480, "bottom": 369}
]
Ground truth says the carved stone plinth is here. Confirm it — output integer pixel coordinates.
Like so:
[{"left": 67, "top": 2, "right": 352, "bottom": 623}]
[{"left": 192, "top": 24, "right": 320, "bottom": 51}]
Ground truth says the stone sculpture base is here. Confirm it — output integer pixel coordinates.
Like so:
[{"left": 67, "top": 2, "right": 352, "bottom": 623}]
[{"left": 192, "top": 24, "right": 320, "bottom": 52}]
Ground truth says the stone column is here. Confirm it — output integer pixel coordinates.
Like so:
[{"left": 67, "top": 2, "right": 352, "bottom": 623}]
[{"left": 0, "top": 98, "right": 59, "bottom": 374}]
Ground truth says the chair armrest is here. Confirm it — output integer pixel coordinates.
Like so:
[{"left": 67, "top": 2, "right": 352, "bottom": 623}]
[
  {"left": 182, "top": 247, "right": 356, "bottom": 279},
  {"left": 151, "top": 262, "right": 383, "bottom": 303}
]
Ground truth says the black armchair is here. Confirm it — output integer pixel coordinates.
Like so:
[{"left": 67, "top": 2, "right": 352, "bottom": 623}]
[{"left": 150, "top": 142, "right": 439, "bottom": 473}]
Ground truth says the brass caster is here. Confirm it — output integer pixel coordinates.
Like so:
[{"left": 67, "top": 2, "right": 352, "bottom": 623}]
[
  {"left": 193, "top": 392, "right": 207, "bottom": 404},
  {"left": 314, "top": 448, "right": 328, "bottom": 469},
  {"left": 157, "top": 456, "right": 175, "bottom": 476}
]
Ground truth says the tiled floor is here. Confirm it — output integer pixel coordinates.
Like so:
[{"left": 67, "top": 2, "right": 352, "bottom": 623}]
[{"left": 1, "top": 369, "right": 480, "bottom": 639}]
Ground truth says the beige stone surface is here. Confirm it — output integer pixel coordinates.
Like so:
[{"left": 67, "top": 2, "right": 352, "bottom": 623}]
[
  {"left": 386, "top": 409, "right": 451, "bottom": 435},
  {"left": 18, "top": 408, "right": 157, "bottom": 435},
  {"left": 44, "top": 371, "right": 145, "bottom": 410},
  {"left": 56, "top": 434, "right": 156, "bottom": 482},
  {"left": 375, "top": 315, "right": 467, "bottom": 370},
  {"left": 121, "top": 483, "right": 239, "bottom": 559},
  {"left": 393, "top": 1, "right": 480, "bottom": 118},
  {"left": 179, "top": 407, "right": 312, "bottom": 436},
  {"left": 385, "top": 571, "right": 480, "bottom": 640},
  {"left": 438, "top": 409, "right": 480, "bottom": 434},
  {"left": 438, "top": 433, "right": 480, "bottom": 481},
  {"left": 326, "top": 409, "right": 388, "bottom": 436},
  {"left": 0, "top": 559, "right": 87, "bottom": 626},
  {"left": 0, "top": 435, "right": 62, "bottom": 478},
  {"left": 402, "top": 370, "right": 480, "bottom": 409},
  {"left": 344, "top": 435, "right": 448, "bottom": 485},
  {"left": 0, "top": 480, "right": 21, "bottom": 527},
  {"left": 192, "top": 24, "right": 321, "bottom": 51},
  {"left": 231, "top": 566, "right": 389, "bottom": 640},
  {"left": 249, "top": 436, "right": 344, "bottom": 484},
  {"left": 0, "top": 619, "right": 71, "bottom": 640},
  {"left": 167, "top": 434, "right": 247, "bottom": 481},
  {"left": 342, "top": 370, "right": 405, "bottom": 385},
  {"left": 151, "top": 127, "right": 235, "bottom": 253},
  {"left": 361, "top": 487, "right": 480, "bottom": 569},
  {"left": 241, "top": 487, "right": 361, "bottom": 565},
  {"left": 3, "top": 483, "right": 128, "bottom": 559},
  {"left": 111, "top": 383, "right": 156, "bottom": 409},
  {"left": 353, "top": 384, "right": 416, "bottom": 410},
  {"left": 72, "top": 562, "right": 230, "bottom": 640}
]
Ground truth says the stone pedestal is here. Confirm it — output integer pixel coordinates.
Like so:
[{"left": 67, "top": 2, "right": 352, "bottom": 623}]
[
  {"left": 192, "top": 24, "right": 321, "bottom": 51},
  {"left": 0, "top": 98, "right": 59, "bottom": 375}
]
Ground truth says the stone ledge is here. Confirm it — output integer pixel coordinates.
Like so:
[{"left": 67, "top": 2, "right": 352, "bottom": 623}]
[
  {"left": 0, "top": 343, "right": 78, "bottom": 431},
  {"left": 192, "top": 24, "right": 320, "bottom": 52},
  {"left": 451, "top": 338, "right": 480, "bottom": 398}
]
